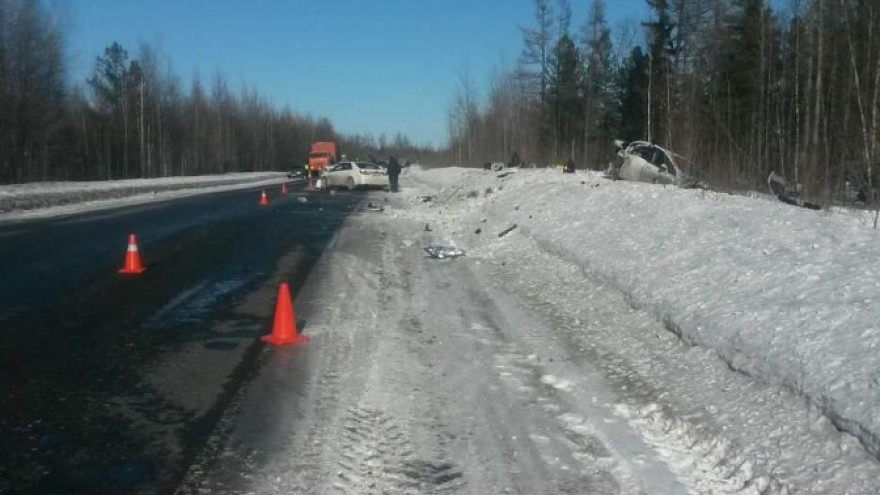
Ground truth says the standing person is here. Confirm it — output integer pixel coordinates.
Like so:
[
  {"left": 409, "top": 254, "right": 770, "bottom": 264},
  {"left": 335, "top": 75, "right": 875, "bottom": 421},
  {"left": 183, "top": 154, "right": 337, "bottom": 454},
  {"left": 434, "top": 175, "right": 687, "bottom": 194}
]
[
  {"left": 509, "top": 151, "right": 521, "bottom": 168},
  {"left": 387, "top": 155, "right": 401, "bottom": 192}
]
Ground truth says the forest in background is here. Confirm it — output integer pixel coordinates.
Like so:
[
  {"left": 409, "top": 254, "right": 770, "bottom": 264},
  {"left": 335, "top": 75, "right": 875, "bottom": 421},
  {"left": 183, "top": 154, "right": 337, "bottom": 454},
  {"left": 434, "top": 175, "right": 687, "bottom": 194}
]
[
  {"left": 445, "top": 0, "right": 880, "bottom": 202},
  {"left": 0, "top": 0, "right": 430, "bottom": 185}
]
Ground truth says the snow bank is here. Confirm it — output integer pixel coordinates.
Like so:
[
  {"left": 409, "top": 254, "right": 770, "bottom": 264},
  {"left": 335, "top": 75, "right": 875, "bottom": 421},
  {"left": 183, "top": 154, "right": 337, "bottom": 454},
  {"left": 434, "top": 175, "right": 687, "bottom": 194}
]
[
  {"left": 0, "top": 172, "right": 287, "bottom": 221},
  {"left": 399, "top": 165, "right": 880, "bottom": 460}
]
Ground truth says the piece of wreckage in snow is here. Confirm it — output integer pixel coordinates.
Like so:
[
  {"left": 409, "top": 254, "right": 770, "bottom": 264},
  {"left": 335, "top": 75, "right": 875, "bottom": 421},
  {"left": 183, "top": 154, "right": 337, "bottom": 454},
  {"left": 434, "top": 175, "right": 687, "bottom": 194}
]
[
  {"left": 767, "top": 172, "right": 822, "bottom": 210},
  {"left": 423, "top": 245, "right": 465, "bottom": 260}
]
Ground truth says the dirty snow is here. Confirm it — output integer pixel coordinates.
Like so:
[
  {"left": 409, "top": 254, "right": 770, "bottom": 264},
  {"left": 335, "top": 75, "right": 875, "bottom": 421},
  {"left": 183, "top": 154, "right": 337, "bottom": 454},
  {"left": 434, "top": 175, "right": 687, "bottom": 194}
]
[
  {"left": 7, "top": 166, "right": 880, "bottom": 493},
  {"left": 389, "top": 166, "right": 880, "bottom": 492},
  {"left": 0, "top": 172, "right": 289, "bottom": 223},
  {"left": 172, "top": 165, "right": 880, "bottom": 494}
]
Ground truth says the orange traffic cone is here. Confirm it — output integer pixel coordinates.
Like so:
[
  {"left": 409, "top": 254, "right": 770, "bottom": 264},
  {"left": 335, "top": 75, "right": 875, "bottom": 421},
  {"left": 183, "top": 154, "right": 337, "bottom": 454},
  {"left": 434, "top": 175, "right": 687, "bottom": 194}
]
[
  {"left": 118, "top": 233, "right": 147, "bottom": 274},
  {"left": 259, "top": 190, "right": 269, "bottom": 206},
  {"left": 281, "top": 182, "right": 288, "bottom": 195},
  {"left": 260, "top": 282, "right": 308, "bottom": 345}
]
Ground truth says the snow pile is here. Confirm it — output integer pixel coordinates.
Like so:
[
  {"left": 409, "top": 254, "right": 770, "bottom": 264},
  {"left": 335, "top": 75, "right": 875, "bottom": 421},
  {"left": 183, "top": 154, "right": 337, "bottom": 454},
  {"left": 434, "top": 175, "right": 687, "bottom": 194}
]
[
  {"left": 397, "top": 165, "right": 880, "bottom": 460},
  {"left": 0, "top": 172, "right": 287, "bottom": 219}
]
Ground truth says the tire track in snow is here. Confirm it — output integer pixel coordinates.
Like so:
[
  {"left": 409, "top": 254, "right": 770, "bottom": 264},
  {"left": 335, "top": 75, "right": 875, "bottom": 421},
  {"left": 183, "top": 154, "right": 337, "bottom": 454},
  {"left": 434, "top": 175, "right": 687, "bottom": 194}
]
[
  {"left": 483, "top": 235, "right": 797, "bottom": 494},
  {"left": 332, "top": 406, "right": 464, "bottom": 495},
  {"left": 615, "top": 403, "right": 790, "bottom": 495}
]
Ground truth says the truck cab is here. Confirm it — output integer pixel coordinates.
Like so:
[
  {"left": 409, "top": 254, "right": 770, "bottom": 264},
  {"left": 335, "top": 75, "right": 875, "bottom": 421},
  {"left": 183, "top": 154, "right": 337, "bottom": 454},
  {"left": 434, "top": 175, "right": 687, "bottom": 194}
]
[{"left": 308, "top": 142, "right": 338, "bottom": 177}]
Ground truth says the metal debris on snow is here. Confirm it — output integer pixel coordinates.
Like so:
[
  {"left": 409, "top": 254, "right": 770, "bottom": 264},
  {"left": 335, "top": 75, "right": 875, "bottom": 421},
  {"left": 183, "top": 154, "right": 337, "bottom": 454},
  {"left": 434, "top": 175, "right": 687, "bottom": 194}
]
[
  {"left": 498, "top": 224, "right": 518, "bottom": 237},
  {"left": 424, "top": 245, "right": 465, "bottom": 260}
]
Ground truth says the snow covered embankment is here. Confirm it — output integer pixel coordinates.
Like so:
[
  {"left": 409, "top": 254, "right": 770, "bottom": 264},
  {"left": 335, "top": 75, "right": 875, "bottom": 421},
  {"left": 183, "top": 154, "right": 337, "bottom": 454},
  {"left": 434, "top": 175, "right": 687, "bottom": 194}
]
[
  {"left": 404, "top": 166, "right": 880, "bottom": 461},
  {"left": 0, "top": 172, "right": 288, "bottom": 216}
]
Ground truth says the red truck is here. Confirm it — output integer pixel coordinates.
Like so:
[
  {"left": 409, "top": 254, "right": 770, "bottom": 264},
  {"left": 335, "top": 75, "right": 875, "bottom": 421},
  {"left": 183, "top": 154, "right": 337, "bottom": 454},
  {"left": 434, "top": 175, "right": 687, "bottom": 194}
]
[{"left": 308, "top": 142, "right": 337, "bottom": 178}]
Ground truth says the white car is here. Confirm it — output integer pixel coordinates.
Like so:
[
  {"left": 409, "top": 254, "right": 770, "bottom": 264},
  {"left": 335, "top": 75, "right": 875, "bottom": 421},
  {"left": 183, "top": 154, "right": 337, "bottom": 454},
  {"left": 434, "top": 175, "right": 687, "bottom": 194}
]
[{"left": 320, "top": 162, "right": 389, "bottom": 190}]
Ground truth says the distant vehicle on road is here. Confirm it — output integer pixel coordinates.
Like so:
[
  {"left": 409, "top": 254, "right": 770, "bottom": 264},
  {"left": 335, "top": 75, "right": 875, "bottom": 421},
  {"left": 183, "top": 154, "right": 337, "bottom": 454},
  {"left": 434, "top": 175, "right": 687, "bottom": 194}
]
[
  {"left": 320, "top": 162, "right": 389, "bottom": 190},
  {"left": 287, "top": 168, "right": 305, "bottom": 179}
]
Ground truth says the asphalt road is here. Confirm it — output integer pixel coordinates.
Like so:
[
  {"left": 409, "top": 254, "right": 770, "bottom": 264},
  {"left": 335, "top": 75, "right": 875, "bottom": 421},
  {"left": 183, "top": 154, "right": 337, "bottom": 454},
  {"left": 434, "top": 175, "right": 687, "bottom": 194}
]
[{"left": 0, "top": 182, "right": 363, "bottom": 494}]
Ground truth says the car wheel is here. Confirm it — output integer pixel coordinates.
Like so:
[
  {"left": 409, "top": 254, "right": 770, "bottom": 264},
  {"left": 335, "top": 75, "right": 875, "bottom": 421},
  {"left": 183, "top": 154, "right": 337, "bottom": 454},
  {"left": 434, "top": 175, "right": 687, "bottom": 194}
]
[{"left": 346, "top": 177, "right": 355, "bottom": 190}]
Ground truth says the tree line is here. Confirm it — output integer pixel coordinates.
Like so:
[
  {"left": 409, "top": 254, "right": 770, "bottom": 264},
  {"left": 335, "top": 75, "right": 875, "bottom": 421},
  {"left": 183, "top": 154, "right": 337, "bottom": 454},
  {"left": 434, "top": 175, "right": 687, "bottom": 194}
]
[
  {"left": 446, "top": 0, "right": 880, "bottom": 203},
  {"left": 0, "top": 0, "right": 430, "bottom": 185}
]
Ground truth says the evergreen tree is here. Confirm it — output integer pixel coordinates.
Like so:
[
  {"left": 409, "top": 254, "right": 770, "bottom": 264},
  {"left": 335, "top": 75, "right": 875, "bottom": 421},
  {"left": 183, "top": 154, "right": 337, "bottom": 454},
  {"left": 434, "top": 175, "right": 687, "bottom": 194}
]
[
  {"left": 581, "top": 0, "right": 615, "bottom": 167},
  {"left": 615, "top": 46, "right": 649, "bottom": 142},
  {"left": 548, "top": 33, "right": 582, "bottom": 161},
  {"left": 644, "top": 0, "right": 676, "bottom": 145}
]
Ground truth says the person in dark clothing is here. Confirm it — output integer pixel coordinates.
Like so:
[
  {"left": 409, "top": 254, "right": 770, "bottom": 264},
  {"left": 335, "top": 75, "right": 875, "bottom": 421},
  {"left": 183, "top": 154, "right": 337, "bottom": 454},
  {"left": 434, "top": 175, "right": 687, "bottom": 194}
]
[
  {"left": 509, "top": 151, "right": 521, "bottom": 168},
  {"left": 388, "top": 156, "right": 402, "bottom": 192},
  {"left": 564, "top": 158, "right": 576, "bottom": 173}
]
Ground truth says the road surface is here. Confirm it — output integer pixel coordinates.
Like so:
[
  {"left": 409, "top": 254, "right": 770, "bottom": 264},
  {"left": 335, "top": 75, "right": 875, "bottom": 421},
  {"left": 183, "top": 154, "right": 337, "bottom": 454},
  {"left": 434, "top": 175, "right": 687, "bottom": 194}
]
[{"left": 0, "top": 182, "right": 360, "bottom": 494}]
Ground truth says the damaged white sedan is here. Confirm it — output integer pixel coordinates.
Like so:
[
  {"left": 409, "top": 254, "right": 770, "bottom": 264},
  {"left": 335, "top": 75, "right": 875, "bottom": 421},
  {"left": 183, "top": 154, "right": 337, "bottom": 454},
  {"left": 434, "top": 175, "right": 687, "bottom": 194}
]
[{"left": 610, "top": 140, "right": 681, "bottom": 185}]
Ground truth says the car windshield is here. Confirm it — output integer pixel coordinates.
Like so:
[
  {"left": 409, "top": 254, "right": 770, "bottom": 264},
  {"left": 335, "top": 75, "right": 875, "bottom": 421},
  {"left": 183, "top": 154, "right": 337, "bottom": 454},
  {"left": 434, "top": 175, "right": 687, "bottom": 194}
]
[{"left": 356, "top": 163, "right": 381, "bottom": 170}]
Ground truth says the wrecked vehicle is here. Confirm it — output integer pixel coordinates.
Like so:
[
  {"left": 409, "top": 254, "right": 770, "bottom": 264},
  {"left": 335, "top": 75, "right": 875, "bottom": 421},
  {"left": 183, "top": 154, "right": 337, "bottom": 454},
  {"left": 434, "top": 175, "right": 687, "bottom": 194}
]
[
  {"left": 767, "top": 172, "right": 822, "bottom": 210},
  {"left": 610, "top": 140, "right": 681, "bottom": 185}
]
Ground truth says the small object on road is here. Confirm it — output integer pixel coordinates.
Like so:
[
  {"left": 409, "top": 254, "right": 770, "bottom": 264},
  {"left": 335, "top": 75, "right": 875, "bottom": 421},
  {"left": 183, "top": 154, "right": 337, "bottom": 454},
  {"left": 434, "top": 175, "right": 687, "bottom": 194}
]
[
  {"left": 420, "top": 196, "right": 434, "bottom": 203},
  {"left": 424, "top": 245, "right": 465, "bottom": 260},
  {"left": 474, "top": 228, "right": 482, "bottom": 234},
  {"left": 497, "top": 171, "right": 514, "bottom": 178},
  {"left": 259, "top": 190, "right": 269, "bottom": 206},
  {"left": 425, "top": 223, "right": 432, "bottom": 232},
  {"left": 297, "top": 196, "right": 309, "bottom": 203},
  {"left": 498, "top": 224, "right": 518, "bottom": 238},
  {"left": 260, "top": 282, "right": 308, "bottom": 346},
  {"left": 118, "top": 233, "right": 147, "bottom": 274},
  {"left": 367, "top": 202, "right": 384, "bottom": 212}
]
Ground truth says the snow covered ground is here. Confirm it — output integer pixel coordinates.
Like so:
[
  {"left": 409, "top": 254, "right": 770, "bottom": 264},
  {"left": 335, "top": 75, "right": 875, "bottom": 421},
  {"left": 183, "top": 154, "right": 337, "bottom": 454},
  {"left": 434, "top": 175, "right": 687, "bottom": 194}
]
[
  {"left": 392, "top": 166, "right": 880, "bottom": 491},
  {"left": 170, "top": 165, "right": 880, "bottom": 494},
  {"left": 7, "top": 167, "right": 880, "bottom": 493},
  {"left": 0, "top": 172, "right": 289, "bottom": 223}
]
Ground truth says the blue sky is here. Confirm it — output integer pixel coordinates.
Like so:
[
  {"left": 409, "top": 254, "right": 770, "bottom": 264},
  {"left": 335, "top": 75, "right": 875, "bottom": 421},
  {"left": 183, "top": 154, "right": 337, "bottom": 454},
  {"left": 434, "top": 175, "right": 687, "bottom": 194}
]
[{"left": 66, "top": 0, "right": 650, "bottom": 148}]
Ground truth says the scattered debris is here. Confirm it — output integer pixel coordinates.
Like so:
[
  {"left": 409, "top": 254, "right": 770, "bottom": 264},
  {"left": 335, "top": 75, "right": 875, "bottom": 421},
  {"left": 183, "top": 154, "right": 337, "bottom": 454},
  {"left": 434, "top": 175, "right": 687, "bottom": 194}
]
[
  {"left": 424, "top": 245, "right": 465, "bottom": 260},
  {"left": 443, "top": 184, "right": 466, "bottom": 202},
  {"left": 420, "top": 196, "right": 434, "bottom": 203},
  {"left": 474, "top": 228, "right": 482, "bottom": 234},
  {"left": 297, "top": 196, "right": 309, "bottom": 203},
  {"left": 496, "top": 171, "right": 514, "bottom": 178},
  {"left": 367, "top": 202, "right": 384, "bottom": 212},
  {"left": 498, "top": 224, "right": 518, "bottom": 237},
  {"left": 425, "top": 224, "right": 432, "bottom": 232}
]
